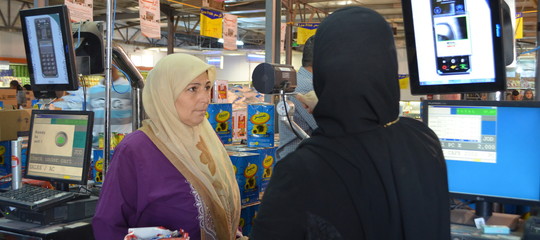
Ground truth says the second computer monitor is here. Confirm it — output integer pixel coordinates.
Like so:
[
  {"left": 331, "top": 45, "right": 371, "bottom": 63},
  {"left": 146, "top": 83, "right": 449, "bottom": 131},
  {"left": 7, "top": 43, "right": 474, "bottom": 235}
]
[{"left": 423, "top": 100, "right": 540, "bottom": 206}]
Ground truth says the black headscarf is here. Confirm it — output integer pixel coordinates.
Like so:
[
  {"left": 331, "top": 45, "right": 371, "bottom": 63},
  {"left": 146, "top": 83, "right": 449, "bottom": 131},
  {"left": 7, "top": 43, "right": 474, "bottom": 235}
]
[
  {"left": 312, "top": 7, "right": 399, "bottom": 136},
  {"left": 251, "top": 7, "right": 450, "bottom": 240}
]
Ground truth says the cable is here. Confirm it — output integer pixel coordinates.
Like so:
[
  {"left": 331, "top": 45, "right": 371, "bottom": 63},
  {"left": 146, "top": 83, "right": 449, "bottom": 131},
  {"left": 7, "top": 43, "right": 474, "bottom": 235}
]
[
  {"left": 111, "top": 63, "right": 132, "bottom": 94},
  {"left": 281, "top": 83, "right": 303, "bottom": 140},
  {"left": 75, "top": 21, "right": 82, "bottom": 49},
  {"left": 519, "top": 45, "right": 540, "bottom": 56}
]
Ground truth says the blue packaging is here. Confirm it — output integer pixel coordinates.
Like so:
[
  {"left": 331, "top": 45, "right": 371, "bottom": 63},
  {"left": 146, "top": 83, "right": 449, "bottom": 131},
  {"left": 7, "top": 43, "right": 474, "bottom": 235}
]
[
  {"left": 247, "top": 103, "right": 275, "bottom": 147},
  {"left": 0, "top": 141, "right": 12, "bottom": 176},
  {"left": 229, "top": 146, "right": 277, "bottom": 199},
  {"left": 92, "top": 149, "right": 114, "bottom": 184},
  {"left": 239, "top": 204, "right": 253, "bottom": 236},
  {"left": 240, "top": 203, "right": 260, "bottom": 236},
  {"left": 228, "top": 152, "right": 261, "bottom": 205},
  {"left": 207, "top": 103, "right": 233, "bottom": 144},
  {"left": 0, "top": 101, "right": 3, "bottom": 110},
  {"left": 0, "top": 141, "right": 11, "bottom": 190}
]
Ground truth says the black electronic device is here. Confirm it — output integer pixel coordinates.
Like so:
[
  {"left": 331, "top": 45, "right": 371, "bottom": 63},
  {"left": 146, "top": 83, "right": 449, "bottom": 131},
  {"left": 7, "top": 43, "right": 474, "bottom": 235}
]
[
  {"left": 2, "top": 196, "right": 97, "bottom": 225},
  {"left": 423, "top": 100, "right": 540, "bottom": 227},
  {"left": 72, "top": 21, "right": 105, "bottom": 75},
  {"left": 0, "top": 110, "right": 94, "bottom": 211},
  {"left": 20, "top": 5, "right": 79, "bottom": 96},
  {"left": 25, "top": 110, "right": 94, "bottom": 188},
  {"left": 252, "top": 63, "right": 297, "bottom": 94},
  {"left": 402, "top": 0, "right": 507, "bottom": 94}
]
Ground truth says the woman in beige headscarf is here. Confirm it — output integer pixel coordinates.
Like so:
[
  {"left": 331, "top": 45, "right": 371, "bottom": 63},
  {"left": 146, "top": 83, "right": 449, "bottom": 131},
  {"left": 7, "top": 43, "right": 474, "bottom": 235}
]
[{"left": 93, "top": 53, "right": 241, "bottom": 240}]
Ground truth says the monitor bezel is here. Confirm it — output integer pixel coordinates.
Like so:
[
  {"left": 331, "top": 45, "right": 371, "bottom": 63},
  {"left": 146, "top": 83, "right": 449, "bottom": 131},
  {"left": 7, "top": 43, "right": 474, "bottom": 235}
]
[
  {"left": 20, "top": 5, "right": 79, "bottom": 92},
  {"left": 402, "top": 0, "right": 507, "bottom": 95},
  {"left": 422, "top": 100, "right": 540, "bottom": 206},
  {"left": 25, "top": 110, "right": 94, "bottom": 186}
]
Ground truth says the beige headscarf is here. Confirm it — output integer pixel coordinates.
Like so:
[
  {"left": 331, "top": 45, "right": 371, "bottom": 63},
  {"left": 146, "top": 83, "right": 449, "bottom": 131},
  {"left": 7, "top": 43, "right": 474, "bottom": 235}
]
[{"left": 140, "top": 53, "right": 240, "bottom": 240}]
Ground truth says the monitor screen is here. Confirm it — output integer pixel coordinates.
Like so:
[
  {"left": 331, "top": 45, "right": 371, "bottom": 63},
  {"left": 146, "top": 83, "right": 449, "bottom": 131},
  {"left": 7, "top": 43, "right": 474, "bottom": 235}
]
[
  {"left": 26, "top": 110, "right": 94, "bottom": 185},
  {"left": 402, "top": 0, "right": 506, "bottom": 95},
  {"left": 423, "top": 100, "right": 540, "bottom": 205},
  {"left": 20, "top": 5, "right": 79, "bottom": 92}
]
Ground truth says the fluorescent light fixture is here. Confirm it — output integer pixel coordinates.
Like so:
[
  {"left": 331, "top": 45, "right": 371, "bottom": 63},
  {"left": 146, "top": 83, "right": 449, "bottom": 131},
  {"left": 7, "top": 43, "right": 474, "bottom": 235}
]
[
  {"left": 247, "top": 53, "right": 265, "bottom": 63},
  {"left": 218, "top": 38, "right": 244, "bottom": 45},
  {"left": 206, "top": 56, "right": 224, "bottom": 69}
]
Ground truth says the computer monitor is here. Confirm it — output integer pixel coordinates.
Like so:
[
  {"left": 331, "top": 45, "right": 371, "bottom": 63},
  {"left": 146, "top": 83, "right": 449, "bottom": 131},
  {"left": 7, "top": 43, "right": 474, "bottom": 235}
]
[
  {"left": 26, "top": 110, "right": 94, "bottom": 190},
  {"left": 402, "top": 0, "right": 507, "bottom": 95},
  {"left": 20, "top": 5, "right": 79, "bottom": 95},
  {"left": 422, "top": 100, "right": 540, "bottom": 218}
]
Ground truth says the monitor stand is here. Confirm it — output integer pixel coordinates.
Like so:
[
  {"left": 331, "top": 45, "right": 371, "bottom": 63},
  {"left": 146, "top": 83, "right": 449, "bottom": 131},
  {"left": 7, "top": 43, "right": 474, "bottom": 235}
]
[{"left": 451, "top": 201, "right": 520, "bottom": 230}]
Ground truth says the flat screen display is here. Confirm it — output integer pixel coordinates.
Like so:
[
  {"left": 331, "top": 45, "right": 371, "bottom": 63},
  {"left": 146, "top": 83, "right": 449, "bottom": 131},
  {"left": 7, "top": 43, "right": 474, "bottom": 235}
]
[
  {"left": 402, "top": 0, "right": 506, "bottom": 95},
  {"left": 423, "top": 100, "right": 540, "bottom": 205},
  {"left": 26, "top": 110, "right": 93, "bottom": 185},
  {"left": 20, "top": 5, "right": 79, "bottom": 92}
]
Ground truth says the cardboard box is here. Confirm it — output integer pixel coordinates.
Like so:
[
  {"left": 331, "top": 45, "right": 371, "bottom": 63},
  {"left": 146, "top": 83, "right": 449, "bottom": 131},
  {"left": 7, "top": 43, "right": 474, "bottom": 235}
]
[
  {"left": 0, "top": 88, "right": 17, "bottom": 107},
  {"left": 0, "top": 109, "right": 32, "bottom": 141}
]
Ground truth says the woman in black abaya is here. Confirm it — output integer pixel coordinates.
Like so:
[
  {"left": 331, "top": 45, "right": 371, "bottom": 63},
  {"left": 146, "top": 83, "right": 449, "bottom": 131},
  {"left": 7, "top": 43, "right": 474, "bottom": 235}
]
[{"left": 250, "top": 7, "right": 450, "bottom": 240}]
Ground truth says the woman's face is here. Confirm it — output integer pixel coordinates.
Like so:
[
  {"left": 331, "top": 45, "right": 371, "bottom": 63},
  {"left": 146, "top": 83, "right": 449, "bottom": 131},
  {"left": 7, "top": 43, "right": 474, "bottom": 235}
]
[
  {"left": 175, "top": 72, "right": 212, "bottom": 126},
  {"left": 526, "top": 91, "right": 533, "bottom": 99}
]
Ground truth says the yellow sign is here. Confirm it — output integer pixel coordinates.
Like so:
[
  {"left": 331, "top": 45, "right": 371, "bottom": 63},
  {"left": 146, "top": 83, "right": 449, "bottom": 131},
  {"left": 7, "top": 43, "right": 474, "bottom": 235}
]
[
  {"left": 297, "top": 23, "right": 319, "bottom": 45},
  {"left": 398, "top": 74, "right": 409, "bottom": 90},
  {"left": 515, "top": 12, "right": 523, "bottom": 39},
  {"left": 201, "top": 8, "right": 223, "bottom": 39}
]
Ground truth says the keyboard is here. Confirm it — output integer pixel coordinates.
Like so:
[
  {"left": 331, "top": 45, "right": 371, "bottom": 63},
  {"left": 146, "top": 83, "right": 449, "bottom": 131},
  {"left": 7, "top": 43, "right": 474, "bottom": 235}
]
[{"left": 0, "top": 185, "right": 78, "bottom": 210}]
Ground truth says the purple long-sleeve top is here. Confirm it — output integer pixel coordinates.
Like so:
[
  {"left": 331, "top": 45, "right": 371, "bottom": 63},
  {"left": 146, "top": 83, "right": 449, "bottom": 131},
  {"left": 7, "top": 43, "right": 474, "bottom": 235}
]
[{"left": 92, "top": 130, "right": 201, "bottom": 240}]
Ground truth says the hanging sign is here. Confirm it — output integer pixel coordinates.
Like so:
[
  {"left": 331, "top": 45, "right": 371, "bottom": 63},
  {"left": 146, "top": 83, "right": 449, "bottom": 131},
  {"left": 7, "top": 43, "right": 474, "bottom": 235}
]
[
  {"left": 297, "top": 23, "right": 319, "bottom": 45},
  {"left": 399, "top": 74, "right": 409, "bottom": 90},
  {"left": 201, "top": 8, "right": 223, "bottom": 39},
  {"left": 65, "top": 0, "right": 93, "bottom": 22},
  {"left": 139, "top": 0, "right": 161, "bottom": 39},
  {"left": 202, "top": 0, "right": 224, "bottom": 11},
  {"left": 515, "top": 12, "right": 523, "bottom": 39},
  {"left": 223, "top": 14, "right": 237, "bottom": 50}
]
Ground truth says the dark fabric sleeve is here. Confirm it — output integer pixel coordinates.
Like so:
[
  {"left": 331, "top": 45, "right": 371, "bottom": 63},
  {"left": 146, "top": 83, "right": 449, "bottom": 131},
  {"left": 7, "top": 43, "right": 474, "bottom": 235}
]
[
  {"left": 92, "top": 143, "right": 138, "bottom": 240},
  {"left": 250, "top": 153, "right": 309, "bottom": 240}
]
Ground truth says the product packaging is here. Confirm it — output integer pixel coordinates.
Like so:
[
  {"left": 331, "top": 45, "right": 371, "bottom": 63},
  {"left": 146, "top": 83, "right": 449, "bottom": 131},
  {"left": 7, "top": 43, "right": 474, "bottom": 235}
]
[
  {"left": 207, "top": 103, "right": 233, "bottom": 144},
  {"left": 213, "top": 79, "right": 228, "bottom": 103},
  {"left": 92, "top": 149, "right": 114, "bottom": 184},
  {"left": 228, "top": 151, "right": 261, "bottom": 205},
  {"left": 247, "top": 103, "right": 275, "bottom": 147},
  {"left": 232, "top": 109, "right": 247, "bottom": 141}
]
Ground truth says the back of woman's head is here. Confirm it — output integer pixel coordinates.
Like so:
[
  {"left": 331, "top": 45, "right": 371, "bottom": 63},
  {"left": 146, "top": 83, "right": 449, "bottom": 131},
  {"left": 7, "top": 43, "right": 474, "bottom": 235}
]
[
  {"left": 312, "top": 6, "right": 399, "bottom": 136},
  {"left": 10, "top": 80, "right": 22, "bottom": 90}
]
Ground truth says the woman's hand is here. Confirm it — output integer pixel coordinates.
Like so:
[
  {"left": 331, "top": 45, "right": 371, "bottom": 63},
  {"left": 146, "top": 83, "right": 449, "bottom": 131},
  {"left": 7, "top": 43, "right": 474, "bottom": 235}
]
[{"left": 296, "top": 91, "right": 318, "bottom": 114}]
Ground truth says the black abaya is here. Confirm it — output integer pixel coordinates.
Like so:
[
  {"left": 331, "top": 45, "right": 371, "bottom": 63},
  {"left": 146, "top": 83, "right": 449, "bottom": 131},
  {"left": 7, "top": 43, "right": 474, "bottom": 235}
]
[{"left": 250, "top": 6, "right": 450, "bottom": 240}]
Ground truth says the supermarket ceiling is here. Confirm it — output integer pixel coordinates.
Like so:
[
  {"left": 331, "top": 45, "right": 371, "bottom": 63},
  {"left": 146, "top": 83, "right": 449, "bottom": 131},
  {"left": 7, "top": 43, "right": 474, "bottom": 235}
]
[{"left": 2, "top": 0, "right": 539, "bottom": 51}]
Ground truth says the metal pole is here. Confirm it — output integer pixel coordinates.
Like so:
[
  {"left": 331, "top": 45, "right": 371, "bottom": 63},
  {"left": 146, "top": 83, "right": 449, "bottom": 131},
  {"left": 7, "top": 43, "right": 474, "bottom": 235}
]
[
  {"left": 103, "top": 0, "right": 114, "bottom": 180},
  {"left": 265, "top": 0, "right": 281, "bottom": 64},
  {"left": 285, "top": 1, "right": 293, "bottom": 65}
]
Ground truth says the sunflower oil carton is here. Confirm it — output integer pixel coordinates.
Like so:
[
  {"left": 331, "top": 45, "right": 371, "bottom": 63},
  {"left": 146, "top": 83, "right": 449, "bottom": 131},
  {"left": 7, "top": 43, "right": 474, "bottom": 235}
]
[
  {"left": 228, "top": 151, "right": 261, "bottom": 205},
  {"left": 207, "top": 103, "right": 233, "bottom": 144},
  {"left": 240, "top": 203, "right": 260, "bottom": 236},
  {"left": 229, "top": 146, "right": 276, "bottom": 199},
  {"left": 247, "top": 103, "right": 274, "bottom": 147},
  {"left": 92, "top": 149, "right": 114, "bottom": 184},
  {"left": 0, "top": 141, "right": 11, "bottom": 190}
]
